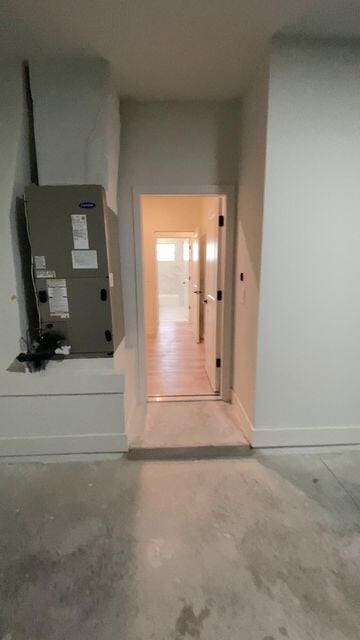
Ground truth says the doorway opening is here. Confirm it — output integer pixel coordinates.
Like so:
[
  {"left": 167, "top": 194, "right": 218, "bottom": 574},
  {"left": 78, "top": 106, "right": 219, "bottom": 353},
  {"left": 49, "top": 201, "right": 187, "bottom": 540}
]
[
  {"left": 131, "top": 186, "right": 245, "bottom": 451},
  {"left": 157, "top": 235, "right": 190, "bottom": 323},
  {"left": 140, "top": 194, "right": 227, "bottom": 400}
]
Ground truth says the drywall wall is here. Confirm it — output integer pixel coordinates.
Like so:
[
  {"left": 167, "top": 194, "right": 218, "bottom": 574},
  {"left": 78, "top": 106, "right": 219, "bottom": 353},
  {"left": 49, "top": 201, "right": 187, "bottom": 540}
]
[
  {"left": 141, "top": 196, "right": 205, "bottom": 335},
  {"left": 254, "top": 39, "right": 360, "bottom": 446},
  {"left": 231, "top": 61, "right": 269, "bottom": 439},
  {"left": 29, "top": 58, "right": 120, "bottom": 210},
  {"left": 0, "top": 57, "right": 127, "bottom": 456},
  {"left": 0, "top": 61, "right": 31, "bottom": 370},
  {"left": 118, "top": 100, "right": 240, "bottom": 348}
]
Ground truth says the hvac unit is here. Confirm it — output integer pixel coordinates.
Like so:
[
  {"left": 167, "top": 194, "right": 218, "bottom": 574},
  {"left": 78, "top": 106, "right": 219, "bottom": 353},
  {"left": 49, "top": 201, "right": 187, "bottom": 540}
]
[{"left": 24, "top": 184, "right": 124, "bottom": 360}]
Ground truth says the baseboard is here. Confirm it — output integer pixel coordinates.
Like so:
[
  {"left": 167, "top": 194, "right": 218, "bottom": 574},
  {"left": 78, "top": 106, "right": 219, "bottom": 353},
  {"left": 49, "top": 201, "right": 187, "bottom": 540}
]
[
  {"left": 231, "top": 391, "right": 254, "bottom": 444},
  {"left": 252, "top": 426, "right": 360, "bottom": 448},
  {"left": 231, "top": 391, "right": 360, "bottom": 448},
  {"left": 0, "top": 433, "right": 128, "bottom": 457},
  {"left": 0, "top": 393, "right": 127, "bottom": 456}
]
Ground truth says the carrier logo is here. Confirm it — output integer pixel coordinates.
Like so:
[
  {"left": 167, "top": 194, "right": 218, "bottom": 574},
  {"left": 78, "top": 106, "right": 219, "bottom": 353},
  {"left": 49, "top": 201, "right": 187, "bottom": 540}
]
[{"left": 79, "top": 201, "right": 96, "bottom": 209}]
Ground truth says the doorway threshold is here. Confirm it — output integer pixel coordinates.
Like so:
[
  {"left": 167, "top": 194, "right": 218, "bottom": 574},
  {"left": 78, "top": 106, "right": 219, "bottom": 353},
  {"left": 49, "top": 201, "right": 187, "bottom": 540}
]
[
  {"left": 129, "top": 399, "right": 249, "bottom": 460},
  {"left": 128, "top": 444, "right": 251, "bottom": 461},
  {"left": 148, "top": 394, "right": 221, "bottom": 403}
]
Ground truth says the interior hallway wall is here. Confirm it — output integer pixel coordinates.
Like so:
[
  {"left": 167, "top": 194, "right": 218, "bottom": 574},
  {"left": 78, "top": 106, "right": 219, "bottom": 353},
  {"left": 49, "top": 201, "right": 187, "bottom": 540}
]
[
  {"left": 29, "top": 58, "right": 120, "bottom": 211},
  {"left": 118, "top": 101, "right": 239, "bottom": 419},
  {"left": 118, "top": 100, "right": 240, "bottom": 349},
  {"left": 0, "top": 57, "right": 129, "bottom": 456},
  {"left": 254, "top": 39, "right": 360, "bottom": 446},
  {"left": 231, "top": 60, "right": 269, "bottom": 436}
]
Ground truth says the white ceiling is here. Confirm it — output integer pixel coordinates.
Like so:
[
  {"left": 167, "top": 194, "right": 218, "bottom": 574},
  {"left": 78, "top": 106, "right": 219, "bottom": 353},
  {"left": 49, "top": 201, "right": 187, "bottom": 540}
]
[{"left": 1, "top": 0, "right": 359, "bottom": 100}]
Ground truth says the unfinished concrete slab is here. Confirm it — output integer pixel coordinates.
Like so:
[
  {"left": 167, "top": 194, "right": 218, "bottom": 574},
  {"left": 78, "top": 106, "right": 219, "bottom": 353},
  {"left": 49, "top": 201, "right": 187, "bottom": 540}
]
[
  {"left": 0, "top": 452, "right": 359, "bottom": 640},
  {"left": 131, "top": 400, "right": 248, "bottom": 450}
]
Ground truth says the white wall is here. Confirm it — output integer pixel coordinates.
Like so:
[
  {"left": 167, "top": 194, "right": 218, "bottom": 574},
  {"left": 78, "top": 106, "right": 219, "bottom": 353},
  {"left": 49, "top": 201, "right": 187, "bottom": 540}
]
[
  {"left": 30, "top": 58, "right": 120, "bottom": 210},
  {"left": 0, "top": 57, "right": 127, "bottom": 456},
  {"left": 254, "top": 39, "right": 360, "bottom": 446},
  {"left": 0, "top": 61, "right": 31, "bottom": 369},
  {"left": 118, "top": 100, "right": 240, "bottom": 349},
  {"left": 231, "top": 61, "right": 269, "bottom": 439}
]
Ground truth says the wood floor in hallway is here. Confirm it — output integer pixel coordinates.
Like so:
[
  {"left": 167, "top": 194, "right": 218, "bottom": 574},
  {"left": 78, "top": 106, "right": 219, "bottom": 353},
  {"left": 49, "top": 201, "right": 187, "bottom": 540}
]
[{"left": 146, "top": 321, "right": 216, "bottom": 396}]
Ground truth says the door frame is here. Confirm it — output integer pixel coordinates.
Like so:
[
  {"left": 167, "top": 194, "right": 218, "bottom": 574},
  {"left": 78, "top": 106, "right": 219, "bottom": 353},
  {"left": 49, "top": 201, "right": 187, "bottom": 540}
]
[{"left": 133, "top": 185, "right": 236, "bottom": 403}]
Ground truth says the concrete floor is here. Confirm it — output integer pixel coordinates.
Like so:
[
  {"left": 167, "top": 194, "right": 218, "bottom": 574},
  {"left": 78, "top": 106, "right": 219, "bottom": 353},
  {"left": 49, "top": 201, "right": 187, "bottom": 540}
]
[
  {"left": 133, "top": 400, "right": 248, "bottom": 449},
  {"left": 0, "top": 451, "right": 359, "bottom": 640}
]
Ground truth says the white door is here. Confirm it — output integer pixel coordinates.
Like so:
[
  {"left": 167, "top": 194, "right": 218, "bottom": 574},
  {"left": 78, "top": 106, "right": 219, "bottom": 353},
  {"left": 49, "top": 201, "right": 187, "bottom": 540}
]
[
  {"left": 204, "top": 200, "right": 222, "bottom": 392},
  {"left": 189, "top": 231, "right": 201, "bottom": 343}
]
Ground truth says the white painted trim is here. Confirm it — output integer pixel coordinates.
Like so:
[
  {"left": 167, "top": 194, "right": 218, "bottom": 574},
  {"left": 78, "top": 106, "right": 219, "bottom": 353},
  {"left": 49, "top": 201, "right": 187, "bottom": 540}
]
[
  {"left": 251, "top": 426, "right": 360, "bottom": 448},
  {"left": 0, "top": 392, "right": 127, "bottom": 456},
  {"left": 0, "top": 434, "right": 128, "bottom": 457},
  {"left": 133, "top": 189, "right": 148, "bottom": 403},
  {"left": 133, "top": 185, "right": 236, "bottom": 407},
  {"left": 231, "top": 390, "right": 360, "bottom": 448},
  {"left": 254, "top": 444, "right": 360, "bottom": 455},
  {"left": 231, "top": 390, "right": 254, "bottom": 444}
]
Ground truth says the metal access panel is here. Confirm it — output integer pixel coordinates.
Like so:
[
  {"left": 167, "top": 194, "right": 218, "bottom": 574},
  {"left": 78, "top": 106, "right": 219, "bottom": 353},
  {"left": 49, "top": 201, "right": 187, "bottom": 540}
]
[
  {"left": 35, "top": 278, "right": 113, "bottom": 355},
  {"left": 25, "top": 184, "right": 124, "bottom": 357},
  {"left": 25, "top": 185, "right": 108, "bottom": 278}
]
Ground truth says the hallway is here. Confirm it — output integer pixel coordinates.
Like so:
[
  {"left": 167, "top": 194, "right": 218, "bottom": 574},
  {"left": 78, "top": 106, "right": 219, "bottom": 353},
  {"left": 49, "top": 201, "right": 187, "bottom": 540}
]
[{"left": 146, "top": 322, "right": 215, "bottom": 397}]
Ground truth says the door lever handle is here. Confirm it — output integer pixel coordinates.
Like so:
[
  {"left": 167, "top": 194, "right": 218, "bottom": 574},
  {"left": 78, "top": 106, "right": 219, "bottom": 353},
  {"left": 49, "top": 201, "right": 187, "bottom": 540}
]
[{"left": 193, "top": 290, "right": 202, "bottom": 295}]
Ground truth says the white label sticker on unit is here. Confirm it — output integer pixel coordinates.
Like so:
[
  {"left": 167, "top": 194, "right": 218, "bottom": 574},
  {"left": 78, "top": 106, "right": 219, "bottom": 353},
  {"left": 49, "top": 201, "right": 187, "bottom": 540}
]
[
  {"left": 47, "top": 279, "right": 69, "bottom": 318},
  {"left": 36, "top": 269, "right": 56, "bottom": 278},
  {"left": 71, "top": 214, "right": 89, "bottom": 249},
  {"left": 71, "top": 249, "right": 98, "bottom": 269},
  {"left": 35, "top": 255, "right": 46, "bottom": 269}
]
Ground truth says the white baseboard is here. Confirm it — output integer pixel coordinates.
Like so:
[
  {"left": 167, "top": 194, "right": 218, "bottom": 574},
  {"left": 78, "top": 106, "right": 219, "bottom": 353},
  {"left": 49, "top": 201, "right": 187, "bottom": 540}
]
[
  {"left": 231, "top": 391, "right": 360, "bottom": 448},
  {"left": 0, "top": 393, "right": 128, "bottom": 456},
  {"left": 252, "top": 426, "right": 360, "bottom": 448},
  {"left": 0, "top": 433, "right": 128, "bottom": 457},
  {"left": 231, "top": 391, "right": 254, "bottom": 444}
]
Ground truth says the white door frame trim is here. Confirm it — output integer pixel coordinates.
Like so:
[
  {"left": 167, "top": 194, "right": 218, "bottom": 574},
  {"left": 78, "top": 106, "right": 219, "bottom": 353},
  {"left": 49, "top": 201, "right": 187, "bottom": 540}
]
[{"left": 132, "top": 185, "right": 236, "bottom": 404}]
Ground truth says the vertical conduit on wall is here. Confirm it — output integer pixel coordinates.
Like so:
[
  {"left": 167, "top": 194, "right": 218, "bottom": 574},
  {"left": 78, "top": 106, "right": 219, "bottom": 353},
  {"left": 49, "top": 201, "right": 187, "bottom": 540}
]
[{"left": 24, "top": 62, "right": 39, "bottom": 185}]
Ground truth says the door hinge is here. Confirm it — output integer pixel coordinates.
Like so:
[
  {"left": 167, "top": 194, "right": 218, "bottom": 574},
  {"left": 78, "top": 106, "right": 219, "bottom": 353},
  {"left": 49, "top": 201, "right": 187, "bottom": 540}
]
[
  {"left": 216, "top": 357, "right": 221, "bottom": 368},
  {"left": 217, "top": 290, "right": 222, "bottom": 301},
  {"left": 218, "top": 214, "right": 224, "bottom": 227}
]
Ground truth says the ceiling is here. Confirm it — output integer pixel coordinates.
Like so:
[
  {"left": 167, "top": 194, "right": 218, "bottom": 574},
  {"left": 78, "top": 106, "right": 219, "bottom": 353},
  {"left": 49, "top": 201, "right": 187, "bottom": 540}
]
[{"left": 1, "top": 0, "right": 359, "bottom": 100}]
